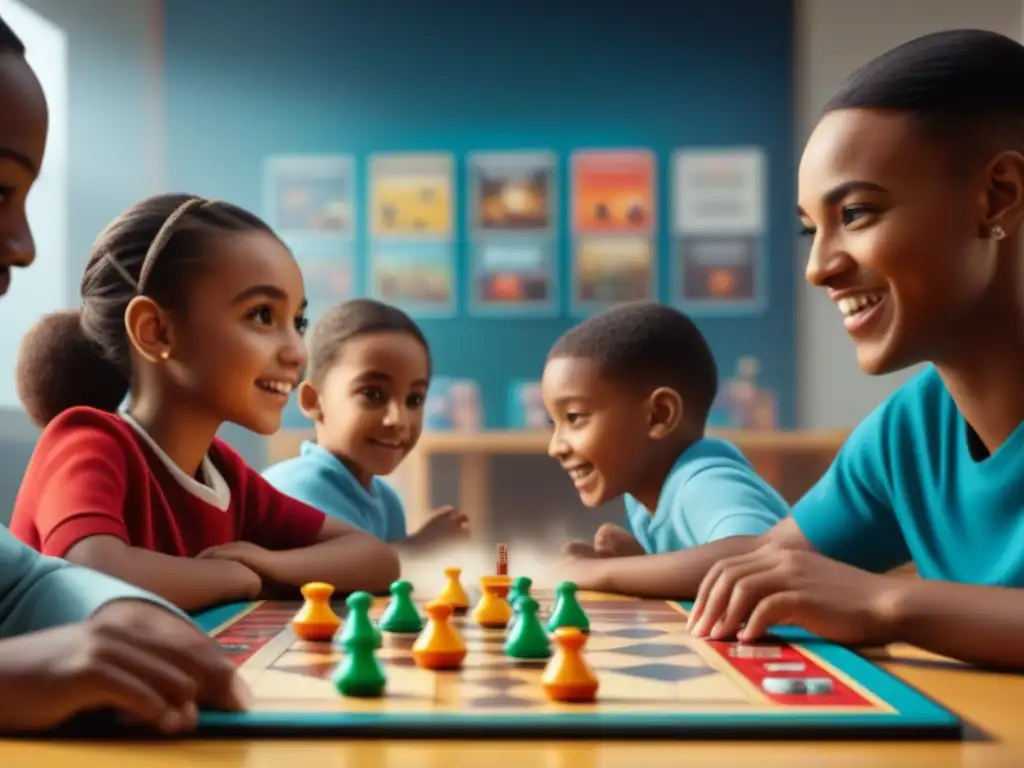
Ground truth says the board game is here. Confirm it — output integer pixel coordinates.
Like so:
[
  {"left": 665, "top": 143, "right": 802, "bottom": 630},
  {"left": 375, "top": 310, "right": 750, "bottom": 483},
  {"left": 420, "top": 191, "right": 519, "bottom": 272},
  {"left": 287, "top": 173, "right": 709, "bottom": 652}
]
[{"left": 193, "top": 582, "right": 962, "bottom": 739}]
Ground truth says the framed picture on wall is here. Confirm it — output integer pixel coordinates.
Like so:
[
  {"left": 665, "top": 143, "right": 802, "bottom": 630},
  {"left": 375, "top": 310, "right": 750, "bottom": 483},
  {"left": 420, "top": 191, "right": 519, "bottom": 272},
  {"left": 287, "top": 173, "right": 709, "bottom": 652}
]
[
  {"left": 670, "top": 147, "right": 768, "bottom": 315},
  {"left": 369, "top": 242, "right": 456, "bottom": 318},
  {"left": 467, "top": 150, "right": 558, "bottom": 316},
  {"left": 263, "top": 154, "right": 355, "bottom": 241},
  {"left": 367, "top": 152, "right": 457, "bottom": 317},
  {"left": 569, "top": 149, "right": 657, "bottom": 314}
]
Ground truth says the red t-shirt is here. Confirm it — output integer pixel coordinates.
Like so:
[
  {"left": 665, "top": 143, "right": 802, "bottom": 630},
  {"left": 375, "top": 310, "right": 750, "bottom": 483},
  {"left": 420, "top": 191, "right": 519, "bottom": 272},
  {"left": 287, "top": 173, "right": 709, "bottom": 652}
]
[{"left": 9, "top": 406, "right": 326, "bottom": 558}]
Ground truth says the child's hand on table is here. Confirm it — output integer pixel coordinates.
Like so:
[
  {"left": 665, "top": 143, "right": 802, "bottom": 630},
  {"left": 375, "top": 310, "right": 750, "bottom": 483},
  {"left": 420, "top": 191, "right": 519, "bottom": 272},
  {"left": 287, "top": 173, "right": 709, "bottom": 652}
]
[
  {"left": 593, "top": 523, "right": 646, "bottom": 557},
  {"left": 687, "top": 545, "right": 904, "bottom": 645},
  {"left": 0, "top": 598, "right": 250, "bottom": 734}
]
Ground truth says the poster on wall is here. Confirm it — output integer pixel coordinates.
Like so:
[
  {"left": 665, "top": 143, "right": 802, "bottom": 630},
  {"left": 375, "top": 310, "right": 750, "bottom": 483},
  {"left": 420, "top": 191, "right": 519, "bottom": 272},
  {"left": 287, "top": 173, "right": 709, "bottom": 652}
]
[
  {"left": 368, "top": 153, "right": 456, "bottom": 316},
  {"left": 569, "top": 149, "right": 657, "bottom": 314},
  {"left": 671, "top": 148, "right": 767, "bottom": 314},
  {"left": 264, "top": 155, "right": 355, "bottom": 240},
  {"left": 286, "top": 238, "right": 357, "bottom": 324},
  {"left": 467, "top": 151, "right": 558, "bottom": 315}
]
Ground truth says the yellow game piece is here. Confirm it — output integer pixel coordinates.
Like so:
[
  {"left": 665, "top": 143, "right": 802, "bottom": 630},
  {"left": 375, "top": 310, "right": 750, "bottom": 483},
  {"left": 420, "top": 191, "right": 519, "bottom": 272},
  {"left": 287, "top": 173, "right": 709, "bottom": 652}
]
[
  {"left": 291, "top": 582, "right": 342, "bottom": 641},
  {"left": 473, "top": 575, "right": 513, "bottom": 628},
  {"left": 437, "top": 566, "right": 470, "bottom": 614},
  {"left": 541, "top": 627, "right": 599, "bottom": 703},
  {"left": 412, "top": 600, "right": 467, "bottom": 670}
]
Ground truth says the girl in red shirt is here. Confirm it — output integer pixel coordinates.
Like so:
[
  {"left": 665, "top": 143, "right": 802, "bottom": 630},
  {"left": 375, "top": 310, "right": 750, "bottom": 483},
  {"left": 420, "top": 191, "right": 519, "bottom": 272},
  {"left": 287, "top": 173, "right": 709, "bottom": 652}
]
[{"left": 9, "top": 193, "right": 400, "bottom": 612}]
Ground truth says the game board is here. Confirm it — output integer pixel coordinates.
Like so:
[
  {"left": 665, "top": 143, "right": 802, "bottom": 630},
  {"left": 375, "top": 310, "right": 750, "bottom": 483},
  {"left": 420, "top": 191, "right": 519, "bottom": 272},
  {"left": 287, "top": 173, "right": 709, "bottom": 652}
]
[{"left": 193, "top": 589, "right": 962, "bottom": 739}]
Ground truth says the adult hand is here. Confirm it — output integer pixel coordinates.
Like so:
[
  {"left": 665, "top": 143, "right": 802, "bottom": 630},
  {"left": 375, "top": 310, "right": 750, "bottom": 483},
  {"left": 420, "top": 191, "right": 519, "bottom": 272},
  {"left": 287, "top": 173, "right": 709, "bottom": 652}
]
[
  {"left": 0, "top": 598, "right": 250, "bottom": 734},
  {"left": 687, "top": 546, "right": 903, "bottom": 645}
]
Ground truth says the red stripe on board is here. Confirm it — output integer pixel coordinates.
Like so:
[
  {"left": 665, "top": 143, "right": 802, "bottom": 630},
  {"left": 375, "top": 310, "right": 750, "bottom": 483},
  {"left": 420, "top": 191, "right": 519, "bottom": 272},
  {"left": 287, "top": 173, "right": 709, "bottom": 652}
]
[{"left": 704, "top": 639, "right": 876, "bottom": 708}]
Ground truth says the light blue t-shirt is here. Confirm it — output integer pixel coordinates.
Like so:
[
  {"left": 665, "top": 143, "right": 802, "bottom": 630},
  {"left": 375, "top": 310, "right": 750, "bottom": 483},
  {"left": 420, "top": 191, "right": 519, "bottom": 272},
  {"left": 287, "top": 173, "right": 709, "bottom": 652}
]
[
  {"left": 262, "top": 441, "right": 408, "bottom": 542},
  {"left": 793, "top": 366, "right": 1024, "bottom": 586},
  {"left": 0, "top": 524, "right": 181, "bottom": 639},
  {"left": 624, "top": 437, "right": 791, "bottom": 554}
]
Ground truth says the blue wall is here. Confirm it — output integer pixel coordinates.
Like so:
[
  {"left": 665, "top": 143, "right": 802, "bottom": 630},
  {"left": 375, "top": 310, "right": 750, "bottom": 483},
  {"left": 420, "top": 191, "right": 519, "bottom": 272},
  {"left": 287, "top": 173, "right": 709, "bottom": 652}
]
[{"left": 162, "top": 0, "right": 796, "bottom": 429}]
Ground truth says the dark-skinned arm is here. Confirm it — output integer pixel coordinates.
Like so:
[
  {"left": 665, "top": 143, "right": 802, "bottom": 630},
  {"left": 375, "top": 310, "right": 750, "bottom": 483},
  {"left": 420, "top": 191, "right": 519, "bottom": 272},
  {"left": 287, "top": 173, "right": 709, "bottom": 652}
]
[
  {"left": 563, "top": 517, "right": 812, "bottom": 599},
  {"left": 884, "top": 579, "right": 1024, "bottom": 670},
  {"left": 65, "top": 535, "right": 262, "bottom": 613},
  {"left": 242, "top": 518, "right": 400, "bottom": 596}
]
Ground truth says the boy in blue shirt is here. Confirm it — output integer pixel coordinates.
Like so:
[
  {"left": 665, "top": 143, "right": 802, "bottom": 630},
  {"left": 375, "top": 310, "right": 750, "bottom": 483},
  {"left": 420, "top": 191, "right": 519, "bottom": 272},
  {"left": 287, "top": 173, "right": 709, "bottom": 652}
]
[
  {"left": 0, "top": 14, "right": 247, "bottom": 733},
  {"left": 263, "top": 299, "right": 467, "bottom": 548},
  {"left": 568, "top": 30, "right": 1024, "bottom": 671},
  {"left": 543, "top": 301, "right": 790, "bottom": 566}
]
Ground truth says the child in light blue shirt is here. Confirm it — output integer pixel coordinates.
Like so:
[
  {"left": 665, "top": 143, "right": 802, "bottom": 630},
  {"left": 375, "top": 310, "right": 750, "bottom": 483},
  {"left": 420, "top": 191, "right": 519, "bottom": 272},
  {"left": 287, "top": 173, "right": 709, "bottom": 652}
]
[
  {"left": 264, "top": 299, "right": 466, "bottom": 547},
  {"left": 623, "top": 437, "right": 789, "bottom": 555},
  {"left": 543, "top": 301, "right": 789, "bottom": 569},
  {"left": 264, "top": 440, "right": 408, "bottom": 542}
]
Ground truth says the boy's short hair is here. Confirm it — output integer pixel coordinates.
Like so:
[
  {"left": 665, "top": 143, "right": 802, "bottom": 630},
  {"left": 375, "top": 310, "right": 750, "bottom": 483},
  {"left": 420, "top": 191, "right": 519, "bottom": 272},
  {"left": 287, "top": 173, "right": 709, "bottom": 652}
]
[
  {"left": 547, "top": 301, "right": 718, "bottom": 427},
  {"left": 305, "top": 298, "right": 430, "bottom": 387}
]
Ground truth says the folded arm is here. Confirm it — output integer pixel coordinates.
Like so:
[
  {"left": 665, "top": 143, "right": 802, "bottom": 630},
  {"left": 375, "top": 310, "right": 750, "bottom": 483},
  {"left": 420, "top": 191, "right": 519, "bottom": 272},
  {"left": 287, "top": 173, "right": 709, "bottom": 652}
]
[
  {"left": 250, "top": 518, "right": 400, "bottom": 596},
  {"left": 65, "top": 535, "right": 261, "bottom": 613}
]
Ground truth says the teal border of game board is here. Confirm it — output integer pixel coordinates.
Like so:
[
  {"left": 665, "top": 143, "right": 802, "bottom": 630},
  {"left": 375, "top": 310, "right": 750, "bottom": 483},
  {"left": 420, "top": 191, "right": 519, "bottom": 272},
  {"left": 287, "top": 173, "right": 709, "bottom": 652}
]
[{"left": 191, "top": 600, "right": 962, "bottom": 737}]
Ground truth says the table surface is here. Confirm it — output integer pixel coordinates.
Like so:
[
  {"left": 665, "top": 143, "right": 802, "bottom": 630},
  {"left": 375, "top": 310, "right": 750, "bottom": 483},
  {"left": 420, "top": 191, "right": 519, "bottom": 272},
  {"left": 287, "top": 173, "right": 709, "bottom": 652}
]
[{"left": 1, "top": 644, "right": 1021, "bottom": 767}]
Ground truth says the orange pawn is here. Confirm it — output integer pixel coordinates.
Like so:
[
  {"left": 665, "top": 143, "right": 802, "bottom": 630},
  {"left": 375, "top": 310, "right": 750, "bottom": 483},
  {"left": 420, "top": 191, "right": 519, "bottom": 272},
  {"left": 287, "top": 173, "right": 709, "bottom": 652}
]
[
  {"left": 437, "top": 566, "right": 470, "bottom": 614},
  {"left": 291, "top": 582, "right": 342, "bottom": 641},
  {"left": 541, "top": 627, "right": 599, "bottom": 702},
  {"left": 473, "top": 575, "right": 513, "bottom": 628},
  {"left": 412, "top": 600, "right": 467, "bottom": 670}
]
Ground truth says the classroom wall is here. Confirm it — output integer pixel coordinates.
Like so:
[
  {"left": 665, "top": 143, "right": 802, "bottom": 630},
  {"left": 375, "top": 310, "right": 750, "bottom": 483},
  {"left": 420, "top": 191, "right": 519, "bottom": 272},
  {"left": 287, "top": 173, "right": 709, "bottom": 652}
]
[{"left": 160, "top": 0, "right": 798, "bottom": 449}]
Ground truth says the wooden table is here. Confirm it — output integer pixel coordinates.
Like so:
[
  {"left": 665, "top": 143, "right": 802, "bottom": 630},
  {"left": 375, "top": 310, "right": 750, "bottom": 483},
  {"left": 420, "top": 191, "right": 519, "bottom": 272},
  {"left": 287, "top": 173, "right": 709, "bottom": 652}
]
[{"left": 2, "top": 644, "right": 1021, "bottom": 767}]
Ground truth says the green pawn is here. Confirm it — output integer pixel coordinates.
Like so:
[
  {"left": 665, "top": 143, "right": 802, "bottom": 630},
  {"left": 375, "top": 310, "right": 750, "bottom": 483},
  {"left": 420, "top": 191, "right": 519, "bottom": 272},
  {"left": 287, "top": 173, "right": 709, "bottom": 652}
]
[
  {"left": 507, "top": 576, "right": 533, "bottom": 632},
  {"left": 378, "top": 579, "right": 424, "bottom": 633},
  {"left": 337, "top": 591, "right": 382, "bottom": 649},
  {"left": 546, "top": 581, "right": 589, "bottom": 634},
  {"left": 333, "top": 631, "right": 386, "bottom": 697},
  {"left": 504, "top": 596, "right": 550, "bottom": 659}
]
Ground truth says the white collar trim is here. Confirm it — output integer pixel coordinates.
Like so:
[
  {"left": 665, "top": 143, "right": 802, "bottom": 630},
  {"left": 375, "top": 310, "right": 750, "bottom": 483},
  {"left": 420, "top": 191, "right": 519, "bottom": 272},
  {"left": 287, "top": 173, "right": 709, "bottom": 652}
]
[{"left": 119, "top": 411, "right": 232, "bottom": 512}]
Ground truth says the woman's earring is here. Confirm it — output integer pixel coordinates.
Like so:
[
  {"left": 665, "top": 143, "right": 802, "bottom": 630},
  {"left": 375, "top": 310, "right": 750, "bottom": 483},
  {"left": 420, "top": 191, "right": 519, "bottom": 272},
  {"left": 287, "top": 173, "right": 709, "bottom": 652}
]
[
  {"left": 990, "top": 224, "right": 1006, "bottom": 240},
  {"left": 159, "top": 349, "right": 170, "bottom": 361}
]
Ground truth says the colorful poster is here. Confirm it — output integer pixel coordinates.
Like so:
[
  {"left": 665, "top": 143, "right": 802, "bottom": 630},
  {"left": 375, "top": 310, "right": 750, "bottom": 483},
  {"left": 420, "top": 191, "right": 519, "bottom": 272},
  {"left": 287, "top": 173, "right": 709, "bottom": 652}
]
[
  {"left": 675, "top": 235, "right": 764, "bottom": 312},
  {"left": 671, "top": 148, "right": 767, "bottom": 314},
  {"left": 571, "top": 235, "right": 655, "bottom": 310},
  {"left": 470, "top": 151, "right": 555, "bottom": 233},
  {"left": 264, "top": 155, "right": 355, "bottom": 239},
  {"left": 369, "top": 153, "right": 453, "bottom": 239},
  {"left": 468, "top": 151, "right": 557, "bottom": 315},
  {"left": 368, "top": 153, "right": 455, "bottom": 316},
  {"left": 286, "top": 238, "right": 357, "bottom": 308},
  {"left": 369, "top": 242, "right": 455, "bottom": 317},
  {"left": 570, "top": 150, "right": 657, "bottom": 313},
  {"left": 571, "top": 150, "right": 656, "bottom": 234}
]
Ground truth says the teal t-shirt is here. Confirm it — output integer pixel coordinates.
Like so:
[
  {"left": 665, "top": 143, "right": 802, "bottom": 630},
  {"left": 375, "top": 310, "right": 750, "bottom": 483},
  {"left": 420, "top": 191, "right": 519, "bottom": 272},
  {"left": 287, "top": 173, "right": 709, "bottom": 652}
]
[
  {"left": 262, "top": 441, "right": 408, "bottom": 542},
  {"left": 793, "top": 366, "right": 1024, "bottom": 585},
  {"left": 0, "top": 525, "right": 182, "bottom": 638},
  {"left": 624, "top": 437, "right": 790, "bottom": 554}
]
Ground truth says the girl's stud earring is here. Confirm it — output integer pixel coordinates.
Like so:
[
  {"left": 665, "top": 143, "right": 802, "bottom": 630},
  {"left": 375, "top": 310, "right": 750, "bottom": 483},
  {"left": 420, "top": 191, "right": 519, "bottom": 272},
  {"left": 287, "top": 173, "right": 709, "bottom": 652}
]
[
  {"left": 159, "top": 349, "right": 170, "bottom": 360},
  {"left": 990, "top": 224, "right": 1006, "bottom": 240}
]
